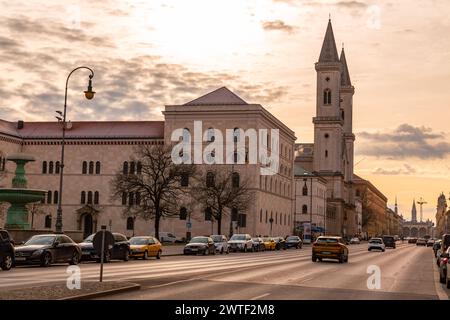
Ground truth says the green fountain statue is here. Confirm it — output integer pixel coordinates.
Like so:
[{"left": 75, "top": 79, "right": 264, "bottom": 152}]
[{"left": 0, "top": 153, "right": 46, "bottom": 230}]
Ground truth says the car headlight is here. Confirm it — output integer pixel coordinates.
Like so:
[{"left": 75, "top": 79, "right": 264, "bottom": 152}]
[{"left": 32, "top": 249, "right": 43, "bottom": 256}]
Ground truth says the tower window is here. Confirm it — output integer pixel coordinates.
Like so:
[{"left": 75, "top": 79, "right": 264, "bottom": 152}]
[
  {"left": 42, "top": 161, "right": 47, "bottom": 174},
  {"left": 323, "top": 89, "right": 332, "bottom": 105},
  {"left": 325, "top": 150, "right": 328, "bottom": 158},
  {"left": 302, "top": 205, "right": 308, "bottom": 214},
  {"left": 324, "top": 133, "right": 329, "bottom": 138}
]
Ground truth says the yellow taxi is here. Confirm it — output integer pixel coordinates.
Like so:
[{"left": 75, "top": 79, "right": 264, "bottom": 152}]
[
  {"left": 129, "top": 236, "right": 162, "bottom": 260},
  {"left": 262, "top": 237, "right": 276, "bottom": 251},
  {"left": 312, "top": 236, "right": 349, "bottom": 263}
]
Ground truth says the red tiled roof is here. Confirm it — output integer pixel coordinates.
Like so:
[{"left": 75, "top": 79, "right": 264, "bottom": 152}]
[{"left": 0, "top": 120, "right": 164, "bottom": 139}]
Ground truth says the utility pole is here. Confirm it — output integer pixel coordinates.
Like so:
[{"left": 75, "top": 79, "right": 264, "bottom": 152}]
[{"left": 417, "top": 197, "right": 427, "bottom": 222}]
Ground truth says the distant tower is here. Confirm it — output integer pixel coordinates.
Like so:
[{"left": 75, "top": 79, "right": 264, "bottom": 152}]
[
  {"left": 411, "top": 199, "right": 417, "bottom": 222},
  {"left": 395, "top": 196, "right": 398, "bottom": 215}
]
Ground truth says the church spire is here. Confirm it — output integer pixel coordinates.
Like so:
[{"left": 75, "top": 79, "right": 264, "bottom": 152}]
[
  {"left": 411, "top": 199, "right": 417, "bottom": 222},
  {"left": 340, "top": 46, "right": 352, "bottom": 86},
  {"left": 318, "top": 19, "right": 339, "bottom": 63},
  {"left": 395, "top": 196, "right": 398, "bottom": 215}
]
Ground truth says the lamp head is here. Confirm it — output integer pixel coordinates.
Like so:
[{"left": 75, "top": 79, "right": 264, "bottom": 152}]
[{"left": 84, "top": 75, "right": 95, "bottom": 100}]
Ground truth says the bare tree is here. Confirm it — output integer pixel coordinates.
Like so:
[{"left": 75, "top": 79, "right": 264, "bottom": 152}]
[
  {"left": 111, "top": 144, "right": 196, "bottom": 240},
  {"left": 190, "top": 167, "right": 254, "bottom": 235},
  {"left": 26, "top": 202, "right": 48, "bottom": 229},
  {"left": 359, "top": 188, "right": 377, "bottom": 236}
]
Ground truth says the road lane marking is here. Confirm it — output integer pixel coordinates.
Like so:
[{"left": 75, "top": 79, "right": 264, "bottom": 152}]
[{"left": 250, "top": 293, "right": 270, "bottom": 300}]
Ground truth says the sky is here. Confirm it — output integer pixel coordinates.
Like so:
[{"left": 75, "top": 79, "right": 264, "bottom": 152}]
[{"left": 1, "top": 0, "right": 450, "bottom": 222}]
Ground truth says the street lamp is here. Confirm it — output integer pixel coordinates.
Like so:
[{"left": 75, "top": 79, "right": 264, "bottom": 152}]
[{"left": 55, "top": 66, "right": 95, "bottom": 234}]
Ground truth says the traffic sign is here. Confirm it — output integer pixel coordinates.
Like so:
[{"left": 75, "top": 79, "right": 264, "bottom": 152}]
[
  {"left": 93, "top": 229, "right": 114, "bottom": 254},
  {"left": 186, "top": 222, "right": 192, "bottom": 229}
]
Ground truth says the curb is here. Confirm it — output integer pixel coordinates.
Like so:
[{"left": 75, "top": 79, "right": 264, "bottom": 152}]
[{"left": 58, "top": 283, "right": 141, "bottom": 300}]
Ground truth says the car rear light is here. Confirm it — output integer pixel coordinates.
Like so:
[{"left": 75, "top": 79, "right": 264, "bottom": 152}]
[{"left": 443, "top": 258, "right": 448, "bottom": 264}]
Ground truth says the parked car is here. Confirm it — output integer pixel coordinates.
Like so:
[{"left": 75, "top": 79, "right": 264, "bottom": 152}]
[
  {"left": 349, "top": 237, "right": 361, "bottom": 245},
  {"left": 262, "top": 237, "right": 276, "bottom": 251},
  {"left": 251, "top": 237, "right": 265, "bottom": 252},
  {"left": 408, "top": 237, "right": 418, "bottom": 244},
  {"left": 433, "top": 240, "right": 442, "bottom": 257},
  {"left": 312, "top": 236, "right": 349, "bottom": 263},
  {"left": 438, "top": 247, "right": 449, "bottom": 284},
  {"left": 15, "top": 234, "right": 81, "bottom": 267},
  {"left": 0, "top": 230, "right": 14, "bottom": 271},
  {"left": 228, "top": 234, "right": 254, "bottom": 252},
  {"left": 368, "top": 237, "right": 385, "bottom": 252},
  {"left": 273, "top": 237, "right": 286, "bottom": 250},
  {"left": 426, "top": 239, "right": 435, "bottom": 247},
  {"left": 211, "top": 235, "right": 229, "bottom": 254},
  {"left": 79, "top": 232, "right": 130, "bottom": 262},
  {"left": 437, "top": 246, "right": 444, "bottom": 267},
  {"left": 158, "top": 232, "right": 183, "bottom": 243},
  {"left": 382, "top": 235, "right": 396, "bottom": 249},
  {"left": 129, "top": 236, "right": 162, "bottom": 260},
  {"left": 183, "top": 236, "right": 215, "bottom": 255},
  {"left": 416, "top": 238, "right": 427, "bottom": 246},
  {"left": 285, "top": 236, "right": 302, "bottom": 249}
]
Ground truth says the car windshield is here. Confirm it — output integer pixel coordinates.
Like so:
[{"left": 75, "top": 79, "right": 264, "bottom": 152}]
[
  {"left": 316, "top": 238, "right": 338, "bottom": 243},
  {"left": 83, "top": 234, "right": 95, "bottom": 243},
  {"left": 130, "top": 238, "right": 149, "bottom": 245},
  {"left": 190, "top": 237, "right": 207, "bottom": 243},
  {"left": 370, "top": 239, "right": 382, "bottom": 244},
  {"left": 211, "top": 236, "right": 223, "bottom": 242},
  {"left": 230, "top": 235, "right": 245, "bottom": 241},
  {"left": 287, "top": 237, "right": 298, "bottom": 241},
  {"left": 25, "top": 236, "right": 55, "bottom": 245}
]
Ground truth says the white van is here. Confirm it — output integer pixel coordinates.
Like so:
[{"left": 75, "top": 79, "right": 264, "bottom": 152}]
[{"left": 158, "top": 232, "right": 181, "bottom": 243}]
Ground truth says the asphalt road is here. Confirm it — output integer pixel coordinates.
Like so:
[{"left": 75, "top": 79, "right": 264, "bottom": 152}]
[{"left": 1, "top": 243, "right": 448, "bottom": 300}]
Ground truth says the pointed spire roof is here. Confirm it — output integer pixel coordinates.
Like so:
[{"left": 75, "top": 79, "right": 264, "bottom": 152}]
[
  {"left": 318, "top": 19, "right": 339, "bottom": 63},
  {"left": 184, "top": 87, "right": 248, "bottom": 106},
  {"left": 340, "top": 47, "right": 352, "bottom": 86},
  {"left": 411, "top": 199, "right": 417, "bottom": 222}
]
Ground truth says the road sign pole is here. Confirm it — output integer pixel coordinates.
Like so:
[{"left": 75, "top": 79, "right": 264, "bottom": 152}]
[{"left": 100, "top": 225, "right": 106, "bottom": 282}]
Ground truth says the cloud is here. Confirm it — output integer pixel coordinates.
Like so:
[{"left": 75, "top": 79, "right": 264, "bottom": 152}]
[
  {"left": 357, "top": 124, "right": 450, "bottom": 159},
  {"left": 262, "top": 20, "right": 296, "bottom": 33},
  {"left": 372, "top": 163, "right": 417, "bottom": 175},
  {"left": 335, "top": 1, "right": 367, "bottom": 8}
]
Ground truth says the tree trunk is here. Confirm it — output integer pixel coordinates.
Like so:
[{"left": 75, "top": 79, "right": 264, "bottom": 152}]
[
  {"left": 217, "top": 208, "right": 222, "bottom": 234},
  {"left": 154, "top": 208, "right": 160, "bottom": 240}
]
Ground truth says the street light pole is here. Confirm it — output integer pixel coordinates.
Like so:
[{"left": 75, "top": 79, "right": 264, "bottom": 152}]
[{"left": 55, "top": 66, "right": 95, "bottom": 234}]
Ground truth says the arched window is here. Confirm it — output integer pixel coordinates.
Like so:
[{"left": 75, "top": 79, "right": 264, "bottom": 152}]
[
  {"left": 94, "top": 191, "right": 99, "bottom": 205},
  {"left": 179, "top": 207, "right": 187, "bottom": 220},
  {"left": 265, "top": 211, "right": 268, "bottom": 223},
  {"left": 53, "top": 190, "right": 58, "bottom": 204},
  {"left": 129, "top": 192, "right": 134, "bottom": 206},
  {"left": 122, "top": 192, "right": 127, "bottom": 205},
  {"left": 55, "top": 161, "right": 60, "bottom": 174},
  {"left": 325, "top": 150, "right": 328, "bottom": 158},
  {"left": 233, "top": 127, "right": 240, "bottom": 143},
  {"left": 207, "top": 127, "right": 215, "bottom": 142},
  {"left": 232, "top": 172, "right": 240, "bottom": 188},
  {"left": 206, "top": 172, "right": 215, "bottom": 188},
  {"left": 81, "top": 191, "right": 86, "bottom": 204},
  {"left": 302, "top": 205, "right": 308, "bottom": 214},
  {"left": 47, "top": 190, "right": 52, "bottom": 204},
  {"left": 323, "top": 88, "right": 331, "bottom": 105},
  {"left": 44, "top": 215, "right": 52, "bottom": 229},
  {"left": 126, "top": 217, "right": 134, "bottom": 230},
  {"left": 341, "top": 110, "right": 345, "bottom": 120},
  {"left": 87, "top": 191, "right": 93, "bottom": 204},
  {"left": 82, "top": 161, "right": 87, "bottom": 174},
  {"left": 130, "top": 162, "right": 136, "bottom": 175},
  {"left": 136, "top": 162, "right": 142, "bottom": 175},
  {"left": 180, "top": 173, "right": 189, "bottom": 187},
  {"left": 95, "top": 161, "right": 101, "bottom": 174},
  {"left": 260, "top": 209, "right": 262, "bottom": 223},
  {"left": 204, "top": 207, "right": 212, "bottom": 221},
  {"left": 88, "top": 161, "right": 94, "bottom": 174},
  {"left": 356, "top": 189, "right": 361, "bottom": 197},
  {"left": 49, "top": 161, "right": 54, "bottom": 174},
  {"left": 233, "top": 151, "right": 238, "bottom": 164},
  {"left": 135, "top": 192, "right": 141, "bottom": 205},
  {"left": 231, "top": 208, "right": 238, "bottom": 221},
  {"left": 275, "top": 212, "right": 278, "bottom": 224},
  {"left": 42, "top": 161, "right": 47, "bottom": 174},
  {"left": 284, "top": 214, "right": 286, "bottom": 225},
  {"left": 123, "top": 162, "right": 129, "bottom": 175},
  {"left": 302, "top": 181, "right": 308, "bottom": 196}
]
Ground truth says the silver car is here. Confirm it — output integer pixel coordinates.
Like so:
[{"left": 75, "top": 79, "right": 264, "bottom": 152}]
[
  {"left": 211, "top": 235, "right": 229, "bottom": 254},
  {"left": 368, "top": 238, "right": 385, "bottom": 252},
  {"left": 228, "top": 234, "right": 254, "bottom": 252}
]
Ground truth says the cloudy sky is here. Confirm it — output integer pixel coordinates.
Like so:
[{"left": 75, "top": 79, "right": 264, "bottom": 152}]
[{"left": 1, "top": 0, "right": 450, "bottom": 222}]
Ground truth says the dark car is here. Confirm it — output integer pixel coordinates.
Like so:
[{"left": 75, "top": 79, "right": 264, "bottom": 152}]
[
  {"left": 285, "top": 236, "right": 303, "bottom": 249},
  {"left": 273, "top": 237, "right": 286, "bottom": 250},
  {"left": 0, "top": 230, "right": 14, "bottom": 271},
  {"left": 251, "top": 237, "right": 265, "bottom": 252},
  {"left": 79, "top": 232, "right": 130, "bottom": 262},
  {"left": 382, "top": 235, "right": 396, "bottom": 249},
  {"left": 14, "top": 234, "right": 81, "bottom": 267},
  {"left": 433, "top": 240, "right": 442, "bottom": 257},
  {"left": 408, "top": 237, "right": 418, "bottom": 244},
  {"left": 439, "top": 247, "right": 449, "bottom": 284},
  {"left": 184, "top": 236, "right": 215, "bottom": 255}
]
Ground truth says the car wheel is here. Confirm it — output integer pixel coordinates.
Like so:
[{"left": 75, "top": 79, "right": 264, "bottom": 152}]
[
  {"left": 123, "top": 250, "right": 130, "bottom": 262},
  {"left": 318, "top": 258, "right": 322, "bottom": 262},
  {"left": 1, "top": 253, "right": 13, "bottom": 271},
  {"left": 243, "top": 246, "right": 247, "bottom": 253},
  {"left": 339, "top": 254, "right": 345, "bottom": 263},
  {"left": 312, "top": 256, "right": 317, "bottom": 262},
  {"left": 143, "top": 251, "right": 149, "bottom": 260},
  {"left": 212, "top": 248, "right": 216, "bottom": 255},
  {"left": 345, "top": 255, "right": 349, "bottom": 263},
  {"left": 40, "top": 252, "right": 52, "bottom": 267},
  {"left": 447, "top": 277, "right": 450, "bottom": 289},
  {"left": 69, "top": 250, "right": 80, "bottom": 265},
  {"left": 220, "top": 248, "right": 224, "bottom": 254},
  {"left": 439, "top": 272, "right": 446, "bottom": 283},
  {"left": 156, "top": 250, "right": 161, "bottom": 259},
  {"left": 368, "top": 248, "right": 371, "bottom": 251}
]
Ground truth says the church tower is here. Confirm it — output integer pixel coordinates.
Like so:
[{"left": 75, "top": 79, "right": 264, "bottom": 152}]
[
  {"left": 411, "top": 199, "right": 417, "bottom": 223},
  {"left": 313, "top": 19, "right": 344, "bottom": 176}
]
